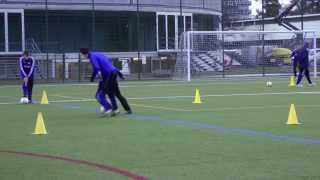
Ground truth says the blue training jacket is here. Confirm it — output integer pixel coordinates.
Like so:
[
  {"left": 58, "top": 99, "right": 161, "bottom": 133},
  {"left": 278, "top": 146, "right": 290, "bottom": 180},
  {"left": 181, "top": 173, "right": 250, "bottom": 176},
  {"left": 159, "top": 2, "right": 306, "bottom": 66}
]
[
  {"left": 291, "top": 43, "right": 309, "bottom": 68},
  {"left": 88, "top": 52, "right": 117, "bottom": 80},
  {"left": 19, "top": 56, "right": 35, "bottom": 78}
]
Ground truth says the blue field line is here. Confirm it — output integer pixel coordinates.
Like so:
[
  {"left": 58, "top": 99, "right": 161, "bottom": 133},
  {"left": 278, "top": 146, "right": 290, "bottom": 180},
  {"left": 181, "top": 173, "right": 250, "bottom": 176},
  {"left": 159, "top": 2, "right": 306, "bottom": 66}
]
[
  {"left": 51, "top": 102, "right": 97, "bottom": 112},
  {"left": 53, "top": 101, "right": 320, "bottom": 145},
  {"left": 130, "top": 114, "right": 320, "bottom": 145}
]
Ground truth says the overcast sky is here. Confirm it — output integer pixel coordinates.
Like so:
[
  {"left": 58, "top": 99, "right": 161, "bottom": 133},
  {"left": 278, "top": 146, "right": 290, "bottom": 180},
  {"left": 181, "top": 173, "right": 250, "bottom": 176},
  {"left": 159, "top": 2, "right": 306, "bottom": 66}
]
[{"left": 250, "top": 0, "right": 291, "bottom": 15}]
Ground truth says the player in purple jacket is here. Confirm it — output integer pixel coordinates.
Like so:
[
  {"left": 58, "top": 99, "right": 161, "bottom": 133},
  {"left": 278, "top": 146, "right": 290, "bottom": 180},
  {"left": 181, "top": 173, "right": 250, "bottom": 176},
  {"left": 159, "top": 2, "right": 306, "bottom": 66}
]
[
  {"left": 80, "top": 48, "right": 131, "bottom": 116},
  {"left": 292, "top": 43, "right": 314, "bottom": 87},
  {"left": 19, "top": 50, "right": 35, "bottom": 103}
]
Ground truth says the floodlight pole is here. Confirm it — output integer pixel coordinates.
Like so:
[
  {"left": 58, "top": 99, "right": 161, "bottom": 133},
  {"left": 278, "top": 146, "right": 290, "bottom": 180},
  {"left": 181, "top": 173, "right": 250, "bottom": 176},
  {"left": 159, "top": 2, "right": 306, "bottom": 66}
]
[
  {"left": 45, "top": 0, "right": 49, "bottom": 80},
  {"left": 187, "top": 32, "right": 191, "bottom": 82},
  {"left": 261, "top": 0, "right": 265, "bottom": 76},
  {"left": 180, "top": 0, "right": 182, "bottom": 20},
  {"left": 221, "top": 0, "right": 225, "bottom": 78},
  {"left": 300, "top": 0, "right": 305, "bottom": 45},
  {"left": 136, "top": 0, "right": 141, "bottom": 80},
  {"left": 92, "top": 0, "right": 95, "bottom": 50},
  {"left": 179, "top": 0, "right": 184, "bottom": 80},
  {"left": 300, "top": 0, "right": 304, "bottom": 30},
  {"left": 313, "top": 32, "right": 317, "bottom": 78}
]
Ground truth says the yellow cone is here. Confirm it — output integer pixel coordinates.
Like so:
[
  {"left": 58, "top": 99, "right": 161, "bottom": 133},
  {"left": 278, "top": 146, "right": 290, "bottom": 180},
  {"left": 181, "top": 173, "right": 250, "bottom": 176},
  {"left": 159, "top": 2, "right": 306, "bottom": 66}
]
[
  {"left": 40, "top": 90, "right": 49, "bottom": 104},
  {"left": 193, "top": 88, "right": 202, "bottom": 104},
  {"left": 287, "top": 104, "right": 300, "bottom": 125},
  {"left": 288, "top": 76, "right": 296, "bottom": 87},
  {"left": 33, "top": 112, "right": 48, "bottom": 135}
]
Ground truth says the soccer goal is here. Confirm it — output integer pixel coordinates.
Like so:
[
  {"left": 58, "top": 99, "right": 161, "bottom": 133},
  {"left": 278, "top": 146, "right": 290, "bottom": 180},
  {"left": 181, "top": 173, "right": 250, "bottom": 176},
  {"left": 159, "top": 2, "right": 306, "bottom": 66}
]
[{"left": 174, "top": 30, "right": 318, "bottom": 81}]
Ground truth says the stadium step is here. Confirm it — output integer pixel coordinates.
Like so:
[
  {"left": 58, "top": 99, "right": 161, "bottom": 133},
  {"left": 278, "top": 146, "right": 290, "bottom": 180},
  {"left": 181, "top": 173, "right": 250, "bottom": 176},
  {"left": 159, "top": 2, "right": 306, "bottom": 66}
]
[{"left": 0, "top": 54, "right": 21, "bottom": 79}]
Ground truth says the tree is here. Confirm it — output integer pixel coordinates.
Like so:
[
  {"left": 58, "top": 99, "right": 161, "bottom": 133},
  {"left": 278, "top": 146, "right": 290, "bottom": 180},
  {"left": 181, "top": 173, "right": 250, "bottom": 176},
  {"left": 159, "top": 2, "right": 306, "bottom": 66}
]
[
  {"left": 289, "top": 0, "right": 320, "bottom": 15},
  {"left": 306, "top": 0, "right": 320, "bottom": 14},
  {"left": 265, "top": 0, "right": 281, "bottom": 17},
  {"left": 254, "top": 0, "right": 281, "bottom": 18}
]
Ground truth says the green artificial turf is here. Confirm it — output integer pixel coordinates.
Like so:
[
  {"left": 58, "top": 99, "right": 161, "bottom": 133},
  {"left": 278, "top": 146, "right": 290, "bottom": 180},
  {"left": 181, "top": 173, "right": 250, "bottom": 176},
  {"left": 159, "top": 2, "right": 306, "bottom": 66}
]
[{"left": 1, "top": 78, "right": 320, "bottom": 180}]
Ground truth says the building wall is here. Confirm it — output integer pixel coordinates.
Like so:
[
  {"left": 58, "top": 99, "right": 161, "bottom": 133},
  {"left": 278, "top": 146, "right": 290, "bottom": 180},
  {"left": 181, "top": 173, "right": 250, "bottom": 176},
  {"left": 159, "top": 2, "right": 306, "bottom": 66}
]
[
  {"left": 24, "top": 10, "right": 157, "bottom": 52},
  {"left": 24, "top": 10, "right": 219, "bottom": 52},
  {"left": 1, "top": 0, "right": 221, "bottom": 15},
  {"left": 223, "top": 0, "right": 251, "bottom": 21},
  {"left": 230, "top": 15, "right": 320, "bottom": 34},
  {"left": 1, "top": 0, "right": 221, "bottom": 53}
]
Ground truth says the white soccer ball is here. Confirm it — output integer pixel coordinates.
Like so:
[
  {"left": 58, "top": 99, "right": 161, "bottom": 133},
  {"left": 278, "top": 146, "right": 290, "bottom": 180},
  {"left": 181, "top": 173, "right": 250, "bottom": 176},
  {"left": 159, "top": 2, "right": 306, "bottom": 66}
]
[
  {"left": 266, "top": 81, "right": 272, "bottom": 87},
  {"left": 20, "top": 97, "right": 29, "bottom": 104}
]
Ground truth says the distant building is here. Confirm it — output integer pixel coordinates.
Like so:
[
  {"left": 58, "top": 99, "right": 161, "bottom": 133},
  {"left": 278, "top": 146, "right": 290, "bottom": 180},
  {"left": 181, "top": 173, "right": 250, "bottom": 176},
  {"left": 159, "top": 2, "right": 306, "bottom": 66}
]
[
  {"left": 0, "top": 0, "right": 221, "bottom": 54},
  {"left": 224, "top": 0, "right": 252, "bottom": 22}
]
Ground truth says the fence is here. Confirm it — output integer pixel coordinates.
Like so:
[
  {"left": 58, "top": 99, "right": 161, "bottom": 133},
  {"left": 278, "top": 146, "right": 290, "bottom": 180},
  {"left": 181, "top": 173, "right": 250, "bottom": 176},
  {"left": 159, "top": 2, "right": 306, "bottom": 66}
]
[
  {"left": 175, "top": 30, "right": 319, "bottom": 81},
  {"left": 0, "top": 52, "right": 177, "bottom": 83}
]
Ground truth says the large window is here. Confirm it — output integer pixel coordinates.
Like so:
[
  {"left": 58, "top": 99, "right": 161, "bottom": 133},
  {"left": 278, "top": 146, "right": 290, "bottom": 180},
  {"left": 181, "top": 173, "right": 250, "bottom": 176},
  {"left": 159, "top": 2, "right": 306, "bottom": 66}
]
[
  {"left": 167, "top": 15, "right": 175, "bottom": 49},
  {"left": 25, "top": 10, "right": 157, "bottom": 53},
  {"left": 8, "top": 13, "right": 22, "bottom": 51},
  {"left": 157, "top": 12, "right": 192, "bottom": 51},
  {"left": 158, "top": 15, "right": 166, "bottom": 50},
  {"left": 193, "top": 14, "right": 219, "bottom": 31},
  {"left": 0, "top": 9, "right": 25, "bottom": 53},
  {"left": 0, "top": 13, "right": 4, "bottom": 52}
]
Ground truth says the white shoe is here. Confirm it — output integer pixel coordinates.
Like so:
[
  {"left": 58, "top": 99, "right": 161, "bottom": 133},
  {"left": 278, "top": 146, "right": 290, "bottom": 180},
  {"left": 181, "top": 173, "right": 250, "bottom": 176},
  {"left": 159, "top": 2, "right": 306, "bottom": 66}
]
[
  {"left": 309, "top": 83, "right": 316, "bottom": 87},
  {"left": 102, "top": 110, "right": 113, "bottom": 117},
  {"left": 296, "top": 84, "right": 303, "bottom": 88},
  {"left": 112, "top": 109, "right": 120, "bottom": 116}
]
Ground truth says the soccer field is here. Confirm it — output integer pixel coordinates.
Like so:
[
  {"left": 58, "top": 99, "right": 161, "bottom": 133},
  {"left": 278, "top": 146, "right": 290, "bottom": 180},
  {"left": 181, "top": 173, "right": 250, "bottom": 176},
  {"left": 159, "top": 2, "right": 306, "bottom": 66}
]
[{"left": 1, "top": 79, "right": 320, "bottom": 180}]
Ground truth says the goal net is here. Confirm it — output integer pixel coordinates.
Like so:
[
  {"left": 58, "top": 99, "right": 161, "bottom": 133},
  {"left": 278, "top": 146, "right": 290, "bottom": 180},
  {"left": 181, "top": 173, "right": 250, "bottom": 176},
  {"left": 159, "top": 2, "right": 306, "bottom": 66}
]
[{"left": 174, "top": 31, "right": 318, "bottom": 81}]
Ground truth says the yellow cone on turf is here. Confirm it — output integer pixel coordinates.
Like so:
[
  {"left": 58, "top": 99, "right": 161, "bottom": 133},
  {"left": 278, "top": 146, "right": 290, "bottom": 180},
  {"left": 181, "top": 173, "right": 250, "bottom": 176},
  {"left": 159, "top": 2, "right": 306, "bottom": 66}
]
[
  {"left": 287, "top": 104, "right": 300, "bottom": 125},
  {"left": 40, "top": 90, "right": 49, "bottom": 104},
  {"left": 288, "top": 76, "right": 296, "bottom": 87},
  {"left": 193, "top": 88, "right": 202, "bottom": 104},
  {"left": 33, "top": 112, "right": 48, "bottom": 135}
]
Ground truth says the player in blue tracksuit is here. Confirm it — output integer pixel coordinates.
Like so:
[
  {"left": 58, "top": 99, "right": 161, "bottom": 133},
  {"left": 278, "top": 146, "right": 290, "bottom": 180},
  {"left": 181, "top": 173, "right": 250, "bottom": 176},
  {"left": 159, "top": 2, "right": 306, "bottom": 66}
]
[
  {"left": 292, "top": 43, "right": 314, "bottom": 87},
  {"left": 80, "top": 48, "right": 131, "bottom": 116},
  {"left": 80, "top": 48, "right": 117, "bottom": 116},
  {"left": 291, "top": 49, "right": 298, "bottom": 78},
  {"left": 19, "top": 51, "right": 35, "bottom": 103}
]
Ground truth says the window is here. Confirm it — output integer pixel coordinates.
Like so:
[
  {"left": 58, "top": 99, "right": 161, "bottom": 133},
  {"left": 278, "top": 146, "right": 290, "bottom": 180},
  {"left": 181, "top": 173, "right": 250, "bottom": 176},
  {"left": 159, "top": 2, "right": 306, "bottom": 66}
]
[{"left": 157, "top": 12, "right": 192, "bottom": 51}]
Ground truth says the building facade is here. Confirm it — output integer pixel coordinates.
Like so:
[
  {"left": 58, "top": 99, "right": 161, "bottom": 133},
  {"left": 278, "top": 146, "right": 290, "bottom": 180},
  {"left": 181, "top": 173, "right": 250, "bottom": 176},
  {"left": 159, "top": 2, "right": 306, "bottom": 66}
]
[
  {"left": 223, "top": 0, "right": 251, "bottom": 22},
  {"left": 0, "top": 0, "right": 221, "bottom": 55}
]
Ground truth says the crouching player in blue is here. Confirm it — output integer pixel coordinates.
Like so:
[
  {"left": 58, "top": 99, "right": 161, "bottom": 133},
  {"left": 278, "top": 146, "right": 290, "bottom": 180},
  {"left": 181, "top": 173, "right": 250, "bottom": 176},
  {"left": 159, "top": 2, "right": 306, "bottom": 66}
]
[
  {"left": 80, "top": 48, "right": 131, "bottom": 116},
  {"left": 291, "top": 48, "right": 298, "bottom": 78},
  {"left": 292, "top": 43, "right": 315, "bottom": 87},
  {"left": 19, "top": 50, "right": 35, "bottom": 103}
]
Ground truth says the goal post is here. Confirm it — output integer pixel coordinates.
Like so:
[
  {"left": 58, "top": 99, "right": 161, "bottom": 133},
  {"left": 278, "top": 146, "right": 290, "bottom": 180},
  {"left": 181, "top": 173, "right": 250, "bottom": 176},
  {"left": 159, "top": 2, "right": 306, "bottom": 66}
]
[{"left": 175, "top": 30, "right": 318, "bottom": 81}]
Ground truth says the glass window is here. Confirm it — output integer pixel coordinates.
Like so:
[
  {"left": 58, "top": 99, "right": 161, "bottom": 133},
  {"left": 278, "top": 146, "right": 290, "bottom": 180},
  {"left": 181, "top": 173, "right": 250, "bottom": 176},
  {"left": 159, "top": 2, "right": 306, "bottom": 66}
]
[
  {"left": 167, "top": 15, "right": 175, "bottom": 49},
  {"left": 186, "top": 16, "right": 192, "bottom": 31},
  {"left": 158, "top": 15, "right": 166, "bottom": 49},
  {"left": 178, "top": 16, "right": 184, "bottom": 48},
  {"left": 0, "top": 13, "right": 4, "bottom": 51},
  {"left": 8, "top": 13, "right": 22, "bottom": 51}
]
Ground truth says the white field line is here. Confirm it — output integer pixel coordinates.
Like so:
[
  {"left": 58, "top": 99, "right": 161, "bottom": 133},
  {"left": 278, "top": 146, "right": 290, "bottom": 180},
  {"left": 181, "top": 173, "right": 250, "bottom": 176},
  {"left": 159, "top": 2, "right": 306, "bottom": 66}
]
[
  {"left": 130, "top": 91, "right": 320, "bottom": 100},
  {"left": 1, "top": 99, "right": 319, "bottom": 112},
  {"left": 52, "top": 94, "right": 92, "bottom": 101},
  {"left": 131, "top": 103, "right": 320, "bottom": 112},
  {"left": 0, "top": 79, "right": 297, "bottom": 89},
  {"left": 1, "top": 91, "right": 320, "bottom": 105}
]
